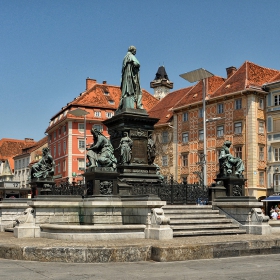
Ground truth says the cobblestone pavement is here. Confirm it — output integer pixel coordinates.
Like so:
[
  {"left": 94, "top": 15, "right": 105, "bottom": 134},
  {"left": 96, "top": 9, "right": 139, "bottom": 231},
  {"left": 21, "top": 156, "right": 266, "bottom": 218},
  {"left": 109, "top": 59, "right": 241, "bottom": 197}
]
[{"left": 1, "top": 254, "right": 280, "bottom": 280}]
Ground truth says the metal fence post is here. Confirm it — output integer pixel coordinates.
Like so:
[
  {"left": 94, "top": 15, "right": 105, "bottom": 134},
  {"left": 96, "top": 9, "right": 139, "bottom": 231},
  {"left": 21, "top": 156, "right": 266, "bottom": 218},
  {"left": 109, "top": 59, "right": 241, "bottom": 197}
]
[
  {"left": 170, "top": 174, "right": 174, "bottom": 205},
  {"left": 183, "top": 177, "right": 187, "bottom": 205}
]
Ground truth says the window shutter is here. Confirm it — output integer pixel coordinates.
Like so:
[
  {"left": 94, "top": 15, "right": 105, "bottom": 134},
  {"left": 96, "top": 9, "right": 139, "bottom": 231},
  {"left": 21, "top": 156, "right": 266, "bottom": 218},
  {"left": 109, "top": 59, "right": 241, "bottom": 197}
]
[
  {"left": 267, "top": 117, "right": 272, "bottom": 132},
  {"left": 273, "top": 119, "right": 280, "bottom": 132},
  {"left": 267, "top": 93, "right": 271, "bottom": 107}
]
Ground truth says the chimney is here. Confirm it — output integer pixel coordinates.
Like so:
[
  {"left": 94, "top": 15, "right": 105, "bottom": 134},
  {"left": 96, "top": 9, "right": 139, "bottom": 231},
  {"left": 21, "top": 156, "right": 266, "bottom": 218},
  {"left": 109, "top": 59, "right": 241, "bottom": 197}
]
[
  {"left": 226, "top": 66, "right": 237, "bottom": 79},
  {"left": 86, "top": 78, "right": 97, "bottom": 90}
]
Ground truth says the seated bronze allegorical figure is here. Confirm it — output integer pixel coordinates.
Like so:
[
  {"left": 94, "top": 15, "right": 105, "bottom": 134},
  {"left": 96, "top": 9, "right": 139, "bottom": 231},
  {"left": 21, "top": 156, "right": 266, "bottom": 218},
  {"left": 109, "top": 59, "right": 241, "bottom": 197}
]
[
  {"left": 218, "top": 140, "right": 245, "bottom": 178},
  {"left": 30, "top": 147, "right": 55, "bottom": 179},
  {"left": 86, "top": 128, "right": 117, "bottom": 169}
]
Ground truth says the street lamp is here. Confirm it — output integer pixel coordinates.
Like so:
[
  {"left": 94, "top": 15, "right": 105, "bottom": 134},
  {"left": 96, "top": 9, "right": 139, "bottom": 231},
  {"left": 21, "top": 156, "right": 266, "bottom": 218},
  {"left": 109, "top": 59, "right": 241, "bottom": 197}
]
[
  {"left": 69, "top": 108, "right": 90, "bottom": 177},
  {"left": 180, "top": 68, "right": 214, "bottom": 187}
]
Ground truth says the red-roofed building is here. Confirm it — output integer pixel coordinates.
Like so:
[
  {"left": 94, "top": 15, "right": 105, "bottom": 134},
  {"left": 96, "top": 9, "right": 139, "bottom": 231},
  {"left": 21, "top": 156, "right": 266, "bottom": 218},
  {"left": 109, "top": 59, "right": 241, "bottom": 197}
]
[
  {"left": 169, "top": 61, "right": 280, "bottom": 199},
  {"left": 45, "top": 78, "right": 158, "bottom": 184},
  {"left": 0, "top": 138, "right": 36, "bottom": 171},
  {"left": 262, "top": 72, "right": 280, "bottom": 195}
]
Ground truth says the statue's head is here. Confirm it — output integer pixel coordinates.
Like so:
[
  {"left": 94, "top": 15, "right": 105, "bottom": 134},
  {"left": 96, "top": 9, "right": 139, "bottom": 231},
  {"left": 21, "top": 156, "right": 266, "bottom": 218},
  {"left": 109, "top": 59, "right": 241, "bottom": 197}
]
[
  {"left": 128, "top": 45, "right": 136, "bottom": 55},
  {"left": 42, "top": 147, "right": 50, "bottom": 155},
  {"left": 224, "top": 140, "right": 232, "bottom": 147},
  {"left": 123, "top": 132, "right": 128, "bottom": 137},
  {"left": 91, "top": 128, "right": 101, "bottom": 137}
]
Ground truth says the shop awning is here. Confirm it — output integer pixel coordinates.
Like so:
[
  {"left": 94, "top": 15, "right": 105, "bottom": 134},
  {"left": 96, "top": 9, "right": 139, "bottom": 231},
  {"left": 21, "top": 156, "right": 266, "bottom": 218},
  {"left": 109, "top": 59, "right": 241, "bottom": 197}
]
[{"left": 262, "top": 196, "right": 280, "bottom": 202}]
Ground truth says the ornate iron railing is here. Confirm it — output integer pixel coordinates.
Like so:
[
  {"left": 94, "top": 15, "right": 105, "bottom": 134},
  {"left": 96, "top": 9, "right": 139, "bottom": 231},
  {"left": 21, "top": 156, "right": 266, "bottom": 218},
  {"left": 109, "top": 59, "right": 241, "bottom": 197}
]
[
  {"left": 42, "top": 180, "right": 88, "bottom": 197},
  {"left": 131, "top": 176, "right": 208, "bottom": 204},
  {"left": 40, "top": 176, "right": 208, "bottom": 204}
]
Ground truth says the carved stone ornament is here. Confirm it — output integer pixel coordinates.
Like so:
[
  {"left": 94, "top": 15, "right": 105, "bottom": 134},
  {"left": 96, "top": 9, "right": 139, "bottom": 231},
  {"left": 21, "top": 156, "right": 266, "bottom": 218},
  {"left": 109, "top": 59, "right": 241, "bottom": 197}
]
[
  {"left": 150, "top": 208, "right": 170, "bottom": 225},
  {"left": 100, "top": 181, "right": 113, "bottom": 195},
  {"left": 15, "top": 207, "right": 35, "bottom": 225}
]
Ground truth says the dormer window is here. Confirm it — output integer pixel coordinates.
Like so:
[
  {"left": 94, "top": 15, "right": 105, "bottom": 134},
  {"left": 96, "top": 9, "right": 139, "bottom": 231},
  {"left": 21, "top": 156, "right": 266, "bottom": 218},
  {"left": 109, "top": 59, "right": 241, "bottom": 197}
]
[
  {"left": 108, "top": 100, "right": 115, "bottom": 105},
  {"left": 104, "top": 91, "right": 109, "bottom": 95},
  {"left": 95, "top": 111, "right": 101, "bottom": 117}
]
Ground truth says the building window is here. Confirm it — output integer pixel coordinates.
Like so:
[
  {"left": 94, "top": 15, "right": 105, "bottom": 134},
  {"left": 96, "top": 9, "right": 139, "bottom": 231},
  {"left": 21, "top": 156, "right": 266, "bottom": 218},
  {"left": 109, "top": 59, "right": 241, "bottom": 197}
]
[
  {"left": 273, "top": 119, "right": 280, "bottom": 132},
  {"left": 106, "top": 112, "right": 113, "bottom": 118},
  {"left": 182, "top": 154, "right": 188, "bottom": 167},
  {"left": 235, "top": 146, "right": 242, "bottom": 159},
  {"left": 217, "top": 103, "right": 224, "bottom": 114},
  {"left": 259, "top": 172, "right": 264, "bottom": 186},
  {"left": 274, "top": 174, "right": 280, "bottom": 191},
  {"left": 93, "top": 124, "right": 102, "bottom": 132},
  {"left": 259, "top": 98, "right": 264, "bottom": 109},
  {"left": 258, "top": 121, "right": 264, "bottom": 134},
  {"left": 22, "top": 159, "right": 25, "bottom": 168},
  {"left": 58, "top": 143, "right": 61, "bottom": 155},
  {"left": 162, "top": 131, "right": 168, "bottom": 143},
  {"left": 78, "top": 159, "right": 85, "bottom": 171},
  {"left": 57, "top": 162, "right": 61, "bottom": 173},
  {"left": 63, "top": 160, "right": 66, "bottom": 171},
  {"left": 94, "top": 111, "right": 101, "bottom": 117},
  {"left": 274, "top": 148, "right": 280, "bottom": 161},
  {"left": 234, "top": 122, "right": 242, "bottom": 134},
  {"left": 78, "top": 123, "right": 84, "bottom": 133},
  {"left": 78, "top": 139, "right": 85, "bottom": 150},
  {"left": 58, "top": 128, "right": 61, "bottom": 136},
  {"left": 182, "top": 132, "right": 189, "bottom": 143},
  {"left": 48, "top": 134, "right": 52, "bottom": 142},
  {"left": 217, "top": 125, "right": 224, "bottom": 137},
  {"left": 259, "top": 146, "right": 264, "bottom": 161},
  {"left": 235, "top": 99, "right": 242, "bottom": 110},
  {"left": 183, "top": 112, "right": 188, "bottom": 122},
  {"left": 54, "top": 145, "right": 56, "bottom": 157},
  {"left": 53, "top": 131, "right": 56, "bottom": 140},
  {"left": 199, "top": 130, "right": 204, "bottom": 141},
  {"left": 274, "top": 94, "right": 280, "bottom": 106},
  {"left": 63, "top": 125, "right": 66, "bottom": 133},
  {"left": 199, "top": 108, "right": 203, "bottom": 118},
  {"left": 162, "top": 155, "right": 168, "bottom": 166}
]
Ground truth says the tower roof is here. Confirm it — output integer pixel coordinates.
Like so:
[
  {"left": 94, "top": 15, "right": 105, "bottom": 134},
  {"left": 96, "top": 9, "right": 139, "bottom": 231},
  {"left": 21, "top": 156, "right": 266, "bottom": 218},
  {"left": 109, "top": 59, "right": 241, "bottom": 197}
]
[
  {"left": 155, "top": 66, "right": 169, "bottom": 80},
  {"left": 150, "top": 66, "right": 173, "bottom": 89}
]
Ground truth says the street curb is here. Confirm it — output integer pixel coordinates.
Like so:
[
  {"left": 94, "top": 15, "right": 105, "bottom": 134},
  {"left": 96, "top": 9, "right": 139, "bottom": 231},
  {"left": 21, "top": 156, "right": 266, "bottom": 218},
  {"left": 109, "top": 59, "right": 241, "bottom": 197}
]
[{"left": 1, "top": 239, "right": 280, "bottom": 262}]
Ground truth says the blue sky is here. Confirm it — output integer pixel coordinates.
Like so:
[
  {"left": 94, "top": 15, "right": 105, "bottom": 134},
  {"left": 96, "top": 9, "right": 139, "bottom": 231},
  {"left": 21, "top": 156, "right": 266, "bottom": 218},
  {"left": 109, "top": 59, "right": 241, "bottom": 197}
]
[{"left": 1, "top": 1, "right": 280, "bottom": 141}]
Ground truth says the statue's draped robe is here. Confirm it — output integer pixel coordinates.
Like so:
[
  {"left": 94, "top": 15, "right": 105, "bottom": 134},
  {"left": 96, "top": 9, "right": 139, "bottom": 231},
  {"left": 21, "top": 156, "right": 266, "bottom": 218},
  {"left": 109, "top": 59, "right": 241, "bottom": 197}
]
[{"left": 118, "top": 51, "right": 143, "bottom": 110}]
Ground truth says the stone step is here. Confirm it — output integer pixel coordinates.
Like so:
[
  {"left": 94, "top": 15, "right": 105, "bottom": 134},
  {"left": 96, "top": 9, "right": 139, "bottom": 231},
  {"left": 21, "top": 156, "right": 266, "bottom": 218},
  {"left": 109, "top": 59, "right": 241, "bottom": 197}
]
[
  {"left": 166, "top": 214, "right": 226, "bottom": 219},
  {"left": 170, "top": 218, "right": 233, "bottom": 225},
  {"left": 163, "top": 205, "right": 212, "bottom": 209},
  {"left": 173, "top": 229, "right": 247, "bottom": 237},
  {"left": 163, "top": 209, "right": 220, "bottom": 214},
  {"left": 171, "top": 224, "right": 240, "bottom": 231}
]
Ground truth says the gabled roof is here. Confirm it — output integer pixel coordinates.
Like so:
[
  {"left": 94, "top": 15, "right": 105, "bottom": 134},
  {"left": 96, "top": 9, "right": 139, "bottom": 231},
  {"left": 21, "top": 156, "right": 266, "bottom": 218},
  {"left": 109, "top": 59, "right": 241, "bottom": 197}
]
[
  {"left": 0, "top": 160, "right": 12, "bottom": 176},
  {"left": 46, "top": 80, "right": 159, "bottom": 131},
  {"left": 211, "top": 61, "right": 280, "bottom": 98},
  {"left": 268, "top": 72, "right": 280, "bottom": 84},
  {"left": 0, "top": 138, "right": 36, "bottom": 170},
  {"left": 174, "top": 76, "right": 225, "bottom": 110},
  {"left": 148, "top": 86, "right": 193, "bottom": 125},
  {"left": 15, "top": 136, "right": 48, "bottom": 157}
]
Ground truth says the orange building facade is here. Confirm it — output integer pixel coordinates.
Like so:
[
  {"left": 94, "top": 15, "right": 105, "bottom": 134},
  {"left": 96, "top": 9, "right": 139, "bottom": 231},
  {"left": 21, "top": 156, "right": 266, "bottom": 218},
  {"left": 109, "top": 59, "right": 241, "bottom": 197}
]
[
  {"left": 45, "top": 78, "right": 158, "bottom": 184},
  {"left": 150, "top": 61, "right": 280, "bottom": 199}
]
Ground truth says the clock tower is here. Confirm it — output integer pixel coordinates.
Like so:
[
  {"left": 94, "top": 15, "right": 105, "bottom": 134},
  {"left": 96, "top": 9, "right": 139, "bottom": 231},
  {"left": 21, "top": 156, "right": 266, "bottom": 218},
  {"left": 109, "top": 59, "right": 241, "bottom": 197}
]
[{"left": 150, "top": 66, "right": 173, "bottom": 100}]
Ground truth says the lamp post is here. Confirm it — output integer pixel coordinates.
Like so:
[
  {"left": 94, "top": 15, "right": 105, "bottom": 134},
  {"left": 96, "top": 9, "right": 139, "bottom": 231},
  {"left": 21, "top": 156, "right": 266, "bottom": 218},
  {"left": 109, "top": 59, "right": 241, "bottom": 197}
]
[
  {"left": 180, "top": 68, "right": 214, "bottom": 187},
  {"left": 69, "top": 108, "right": 90, "bottom": 179}
]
